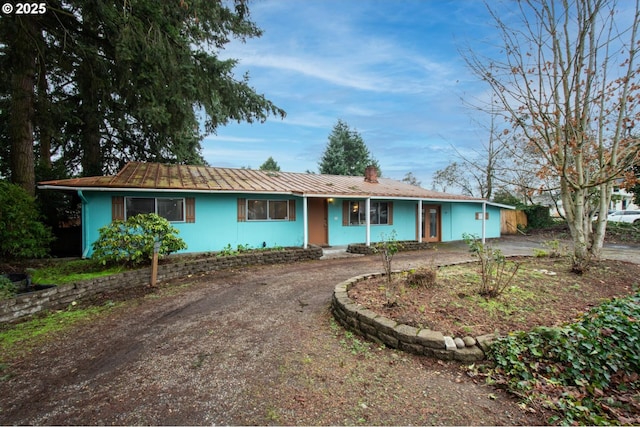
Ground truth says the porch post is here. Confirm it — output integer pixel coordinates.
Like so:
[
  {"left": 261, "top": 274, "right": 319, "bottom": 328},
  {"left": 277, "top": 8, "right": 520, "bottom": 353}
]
[
  {"left": 303, "top": 196, "right": 308, "bottom": 249},
  {"left": 365, "top": 197, "right": 371, "bottom": 246},
  {"left": 418, "top": 200, "right": 423, "bottom": 243},
  {"left": 482, "top": 201, "right": 487, "bottom": 244}
]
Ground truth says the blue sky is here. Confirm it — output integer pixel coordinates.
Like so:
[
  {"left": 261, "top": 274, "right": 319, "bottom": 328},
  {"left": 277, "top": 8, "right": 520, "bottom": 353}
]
[{"left": 202, "top": 0, "right": 501, "bottom": 188}]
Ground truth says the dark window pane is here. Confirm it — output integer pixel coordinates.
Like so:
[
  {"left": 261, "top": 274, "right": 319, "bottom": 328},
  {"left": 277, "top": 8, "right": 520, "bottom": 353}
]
[
  {"left": 157, "top": 198, "right": 184, "bottom": 222},
  {"left": 269, "top": 200, "right": 288, "bottom": 220},
  {"left": 378, "top": 202, "right": 388, "bottom": 224},
  {"left": 248, "top": 200, "right": 267, "bottom": 220},
  {"left": 126, "top": 198, "right": 155, "bottom": 219}
]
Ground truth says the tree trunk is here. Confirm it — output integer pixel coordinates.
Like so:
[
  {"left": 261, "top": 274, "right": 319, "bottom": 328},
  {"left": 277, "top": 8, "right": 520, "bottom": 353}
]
[
  {"left": 9, "top": 17, "right": 37, "bottom": 196},
  {"left": 78, "top": 43, "right": 103, "bottom": 176},
  {"left": 562, "top": 181, "right": 591, "bottom": 272},
  {"left": 36, "top": 54, "right": 52, "bottom": 173}
]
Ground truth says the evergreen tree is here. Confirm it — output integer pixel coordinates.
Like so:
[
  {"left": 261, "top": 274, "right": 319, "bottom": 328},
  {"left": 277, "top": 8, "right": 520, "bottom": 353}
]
[
  {"left": 0, "top": 0, "right": 286, "bottom": 192},
  {"left": 318, "top": 120, "right": 380, "bottom": 176},
  {"left": 259, "top": 157, "right": 280, "bottom": 171}
]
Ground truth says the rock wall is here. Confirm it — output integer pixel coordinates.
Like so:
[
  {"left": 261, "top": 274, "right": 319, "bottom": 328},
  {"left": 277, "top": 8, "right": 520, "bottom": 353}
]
[
  {"left": 0, "top": 246, "right": 323, "bottom": 323},
  {"left": 331, "top": 272, "right": 497, "bottom": 362},
  {"left": 347, "top": 240, "right": 432, "bottom": 255}
]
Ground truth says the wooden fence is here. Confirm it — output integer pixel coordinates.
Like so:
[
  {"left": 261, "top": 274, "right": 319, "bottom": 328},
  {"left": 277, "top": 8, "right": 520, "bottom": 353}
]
[{"left": 501, "top": 210, "right": 527, "bottom": 234}]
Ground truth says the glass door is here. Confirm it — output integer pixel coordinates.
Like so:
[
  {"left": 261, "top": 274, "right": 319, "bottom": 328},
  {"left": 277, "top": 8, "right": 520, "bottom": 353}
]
[{"left": 422, "top": 205, "right": 441, "bottom": 242}]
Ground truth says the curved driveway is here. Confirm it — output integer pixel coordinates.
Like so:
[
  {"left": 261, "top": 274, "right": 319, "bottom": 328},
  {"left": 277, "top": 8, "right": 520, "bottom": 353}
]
[{"left": 0, "top": 237, "right": 637, "bottom": 425}]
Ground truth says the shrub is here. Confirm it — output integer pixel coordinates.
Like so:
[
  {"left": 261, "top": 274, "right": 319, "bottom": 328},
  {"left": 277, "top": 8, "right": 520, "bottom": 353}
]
[
  {"left": 91, "top": 214, "right": 187, "bottom": 266},
  {"left": 463, "top": 233, "right": 520, "bottom": 298},
  {"left": 373, "top": 231, "right": 402, "bottom": 282},
  {"left": 487, "top": 293, "right": 640, "bottom": 425},
  {"left": 521, "top": 204, "right": 554, "bottom": 229},
  {"left": 0, "top": 276, "right": 17, "bottom": 300},
  {"left": 406, "top": 267, "right": 437, "bottom": 288},
  {"left": 0, "top": 182, "right": 54, "bottom": 260}
]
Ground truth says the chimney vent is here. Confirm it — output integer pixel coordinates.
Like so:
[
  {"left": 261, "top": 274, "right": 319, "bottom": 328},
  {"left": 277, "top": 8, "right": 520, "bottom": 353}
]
[{"left": 364, "top": 165, "right": 378, "bottom": 183}]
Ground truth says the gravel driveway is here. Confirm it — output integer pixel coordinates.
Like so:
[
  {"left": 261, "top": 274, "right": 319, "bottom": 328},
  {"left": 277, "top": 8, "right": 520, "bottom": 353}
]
[{"left": 0, "top": 237, "right": 637, "bottom": 425}]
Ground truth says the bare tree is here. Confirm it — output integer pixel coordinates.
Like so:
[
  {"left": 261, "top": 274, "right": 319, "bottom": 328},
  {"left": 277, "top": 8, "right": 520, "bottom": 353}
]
[
  {"left": 463, "top": 0, "right": 640, "bottom": 271},
  {"left": 402, "top": 172, "right": 422, "bottom": 187}
]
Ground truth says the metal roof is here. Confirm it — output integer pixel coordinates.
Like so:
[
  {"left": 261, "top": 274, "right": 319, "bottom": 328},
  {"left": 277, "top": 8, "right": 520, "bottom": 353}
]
[{"left": 38, "top": 161, "right": 488, "bottom": 202}]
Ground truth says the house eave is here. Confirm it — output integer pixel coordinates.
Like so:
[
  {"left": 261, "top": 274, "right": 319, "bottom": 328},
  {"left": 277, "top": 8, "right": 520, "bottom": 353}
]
[{"left": 38, "top": 185, "right": 515, "bottom": 208}]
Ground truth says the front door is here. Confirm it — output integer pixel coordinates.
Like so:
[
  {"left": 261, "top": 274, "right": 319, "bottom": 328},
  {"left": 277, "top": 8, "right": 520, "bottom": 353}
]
[
  {"left": 421, "top": 205, "right": 441, "bottom": 242},
  {"left": 308, "top": 198, "right": 328, "bottom": 246}
]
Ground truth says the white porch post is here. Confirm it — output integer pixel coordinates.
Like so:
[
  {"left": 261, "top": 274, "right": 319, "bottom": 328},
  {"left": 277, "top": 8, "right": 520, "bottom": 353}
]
[
  {"left": 365, "top": 197, "right": 371, "bottom": 246},
  {"left": 482, "top": 201, "right": 487, "bottom": 244},
  {"left": 418, "top": 200, "right": 423, "bottom": 243},
  {"left": 303, "top": 196, "right": 309, "bottom": 249}
]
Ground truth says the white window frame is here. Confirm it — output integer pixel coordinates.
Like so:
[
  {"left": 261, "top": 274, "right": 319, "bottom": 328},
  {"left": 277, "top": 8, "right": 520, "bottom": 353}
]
[{"left": 125, "top": 197, "right": 186, "bottom": 222}]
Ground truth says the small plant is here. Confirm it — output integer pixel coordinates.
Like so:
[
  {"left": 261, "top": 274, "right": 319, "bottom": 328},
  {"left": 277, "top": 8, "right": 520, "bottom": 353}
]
[
  {"left": 541, "top": 239, "right": 566, "bottom": 258},
  {"left": 406, "top": 266, "right": 437, "bottom": 288},
  {"left": 532, "top": 248, "right": 548, "bottom": 257},
  {"left": 462, "top": 233, "right": 520, "bottom": 298},
  {"left": 340, "top": 331, "right": 372, "bottom": 356},
  {"left": 0, "top": 276, "right": 17, "bottom": 300},
  {"left": 91, "top": 213, "right": 187, "bottom": 267},
  {"left": 236, "top": 243, "right": 252, "bottom": 253},
  {"left": 217, "top": 243, "right": 255, "bottom": 257},
  {"left": 373, "top": 231, "right": 403, "bottom": 305},
  {"left": 217, "top": 244, "right": 238, "bottom": 257},
  {"left": 374, "top": 231, "right": 402, "bottom": 283}
]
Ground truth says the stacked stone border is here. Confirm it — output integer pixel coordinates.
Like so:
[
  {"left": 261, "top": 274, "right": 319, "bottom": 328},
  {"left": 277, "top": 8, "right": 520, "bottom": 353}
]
[
  {"left": 0, "top": 246, "right": 323, "bottom": 323},
  {"left": 347, "top": 240, "right": 432, "bottom": 255},
  {"left": 331, "top": 269, "right": 497, "bottom": 362}
]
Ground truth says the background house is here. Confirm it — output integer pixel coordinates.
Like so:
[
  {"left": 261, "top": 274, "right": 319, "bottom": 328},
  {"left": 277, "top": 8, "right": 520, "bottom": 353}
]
[{"left": 39, "top": 162, "right": 512, "bottom": 257}]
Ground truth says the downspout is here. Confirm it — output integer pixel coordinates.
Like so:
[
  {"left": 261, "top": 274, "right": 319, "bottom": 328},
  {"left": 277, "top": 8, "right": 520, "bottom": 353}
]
[
  {"left": 303, "top": 196, "right": 308, "bottom": 249},
  {"left": 482, "top": 201, "right": 487, "bottom": 244},
  {"left": 418, "top": 200, "right": 423, "bottom": 243},
  {"left": 77, "top": 190, "right": 90, "bottom": 258},
  {"left": 365, "top": 197, "right": 371, "bottom": 246}
]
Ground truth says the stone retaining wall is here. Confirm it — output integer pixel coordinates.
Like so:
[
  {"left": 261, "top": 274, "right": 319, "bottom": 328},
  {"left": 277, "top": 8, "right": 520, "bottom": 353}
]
[
  {"left": 331, "top": 271, "right": 497, "bottom": 362},
  {"left": 347, "top": 240, "right": 432, "bottom": 255},
  {"left": 0, "top": 246, "right": 323, "bottom": 323}
]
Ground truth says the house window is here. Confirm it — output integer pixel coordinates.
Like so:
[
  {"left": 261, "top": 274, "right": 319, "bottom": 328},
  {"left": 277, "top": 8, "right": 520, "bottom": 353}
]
[
  {"left": 347, "top": 201, "right": 391, "bottom": 225},
  {"left": 349, "top": 201, "right": 365, "bottom": 225},
  {"left": 370, "top": 202, "right": 389, "bottom": 225},
  {"left": 247, "top": 199, "right": 289, "bottom": 221},
  {"left": 125, "top": 197, "right": 185, "bottom": 222}
]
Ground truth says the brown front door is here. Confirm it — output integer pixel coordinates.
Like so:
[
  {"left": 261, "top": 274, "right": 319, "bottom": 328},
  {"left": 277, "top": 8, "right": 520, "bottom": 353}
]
[
  {"left": 308, "top": 198, "right": 328, "bottom": 246},
  {"left": 420, "top": 205, "right": 441, "bottom": 242}
]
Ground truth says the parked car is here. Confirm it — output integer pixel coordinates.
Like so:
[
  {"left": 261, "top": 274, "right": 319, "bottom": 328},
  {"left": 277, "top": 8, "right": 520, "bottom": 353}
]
[
  {"left": 593, "top": 209, "right": 617, "bottom": 220},
  {"left": 606, "top": 210, "right": 640, "bottom": 224}
]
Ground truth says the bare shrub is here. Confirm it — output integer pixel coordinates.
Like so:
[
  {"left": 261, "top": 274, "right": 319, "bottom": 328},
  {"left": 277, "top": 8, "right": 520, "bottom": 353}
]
[{"left": 406, "top": 267, "right": 437, "bottom": 289}]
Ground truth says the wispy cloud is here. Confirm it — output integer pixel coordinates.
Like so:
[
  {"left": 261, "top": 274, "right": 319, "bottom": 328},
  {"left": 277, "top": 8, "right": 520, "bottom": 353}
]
[{"left": 207, "top": 0, "right": 498, "bottom": 186}]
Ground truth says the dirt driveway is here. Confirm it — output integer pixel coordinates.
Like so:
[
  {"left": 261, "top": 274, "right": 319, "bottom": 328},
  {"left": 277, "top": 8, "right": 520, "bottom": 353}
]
[{"left": 0, "top": 238, "right": 637, "bottom": 425}]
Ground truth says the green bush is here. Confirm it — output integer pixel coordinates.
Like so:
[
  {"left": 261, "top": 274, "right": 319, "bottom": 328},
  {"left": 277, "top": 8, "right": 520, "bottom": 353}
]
[
  {"left": 91, "top": 214, "right": 187, "bottom": 267},
  {"left": 0, "top": 276, "right": 17, "bottom": 300},
  {"left": 0, "top": 182, "right": 54, "bottom": 260},
  {"left": 521, "top": 204, "right": 554, "bottom": 229},
  {"left": 487, "top": 293, "right": 640, "bottom": 425}
]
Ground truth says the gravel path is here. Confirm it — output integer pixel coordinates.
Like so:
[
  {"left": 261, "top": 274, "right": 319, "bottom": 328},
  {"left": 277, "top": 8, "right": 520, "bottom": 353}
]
[{"left": 0, "top": 237, "right": 636, "bottom": 425}]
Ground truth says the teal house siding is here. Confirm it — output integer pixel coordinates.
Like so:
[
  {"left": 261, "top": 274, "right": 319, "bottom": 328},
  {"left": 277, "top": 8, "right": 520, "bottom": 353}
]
[
  {"left": 327, "top": 199, "right": 421, "bottom": 245},
  {"left": 443, "top": 203, "right": 501, "bottom": 241},
  {"left": 234, "top": 195, "right": 304, "bottom": 249},
  {"left": 81, "top": 192, "right": 305, "bottom": 257},
  {"left": 39, "top": 163, "right": 512, "bottom": 257},
  {"left": 327, "top": 199, "right": 415, "bottom": 245}
]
